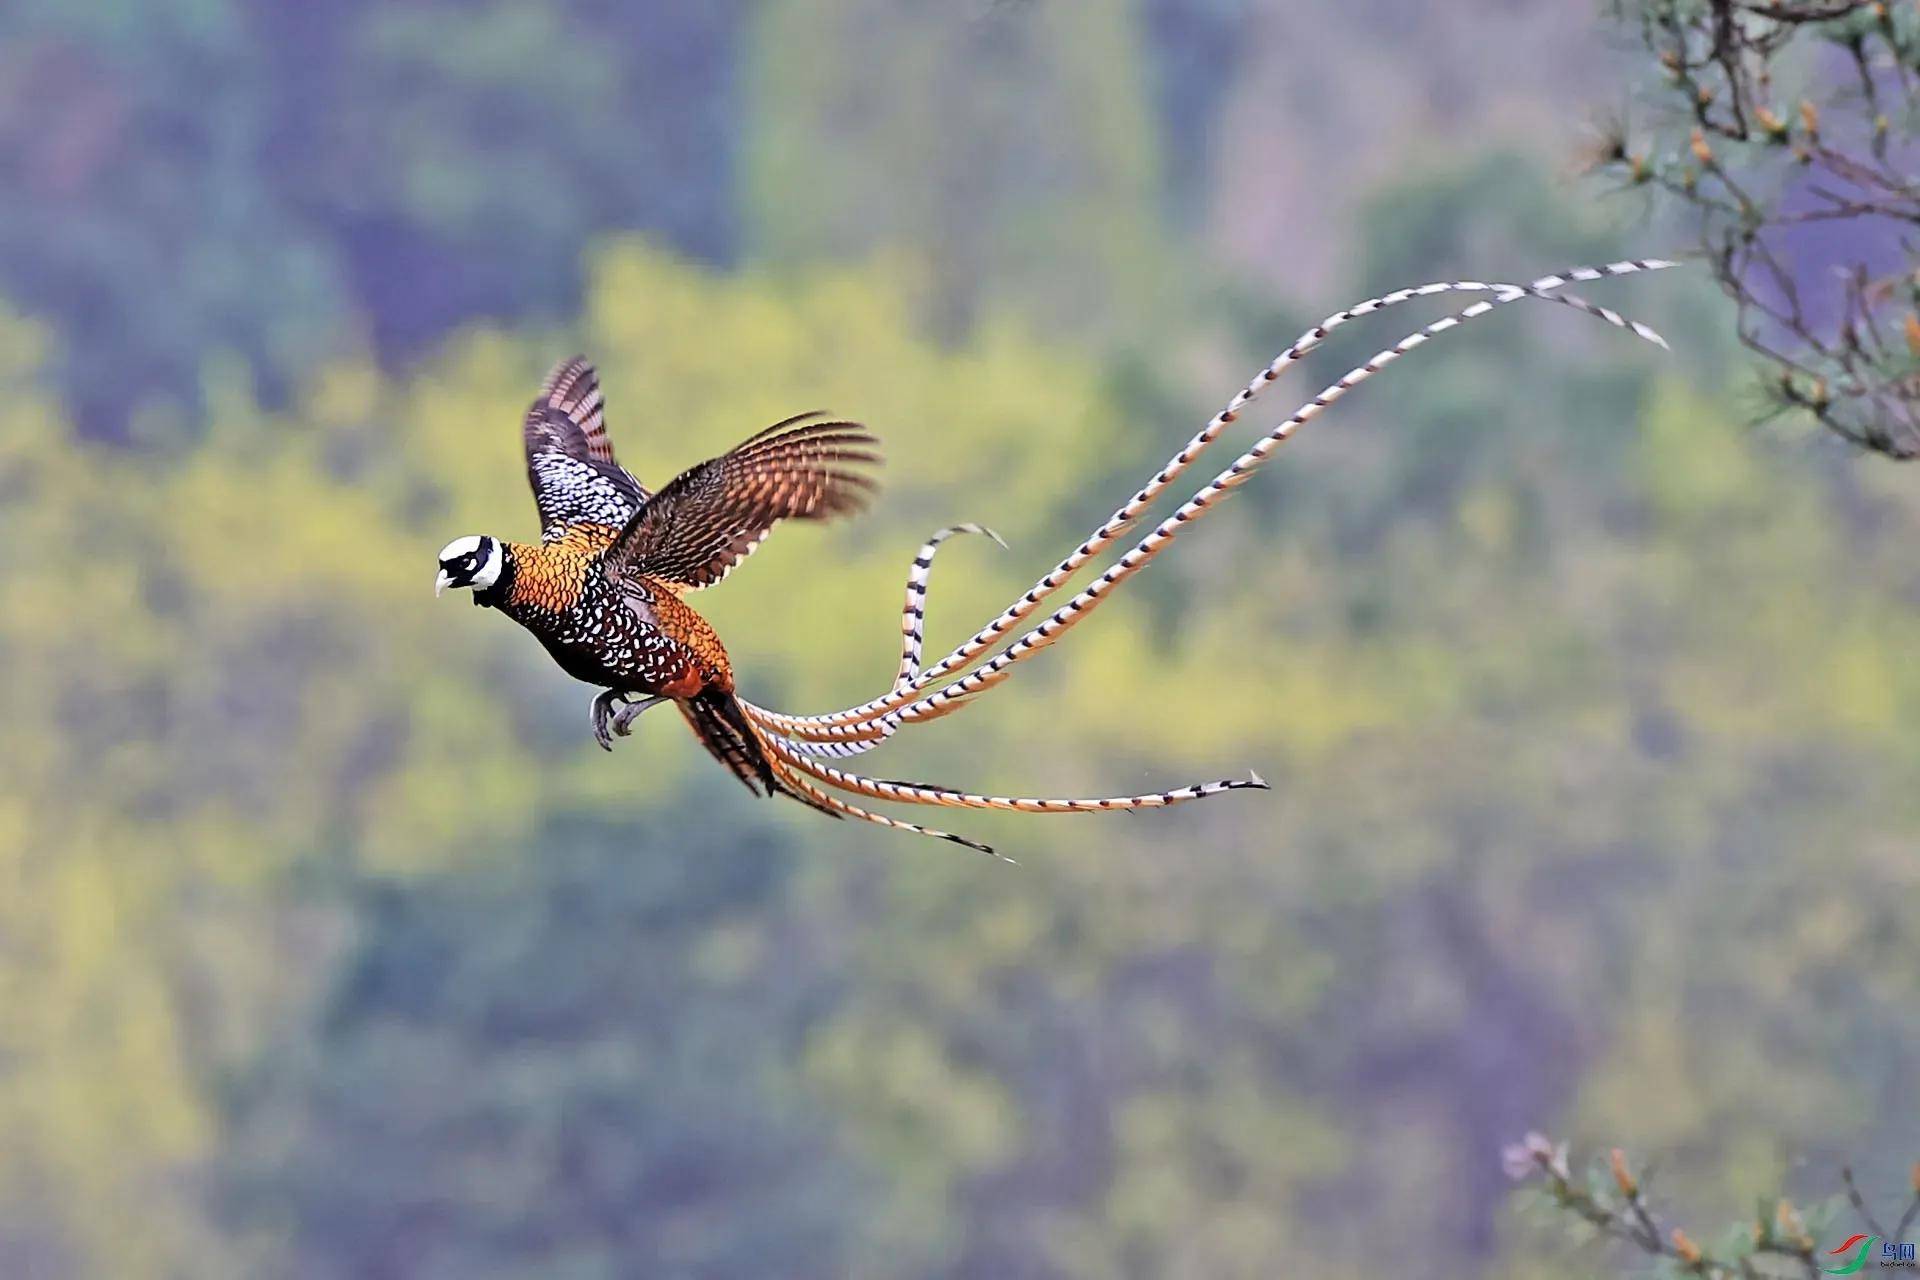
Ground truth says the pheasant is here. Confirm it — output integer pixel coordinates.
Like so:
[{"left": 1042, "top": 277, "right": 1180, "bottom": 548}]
[
  {"left": 434, "top": 358, "right": 883, "bottom": 807},
  {"left": 439, "top": 258, "right": 1677, "bottom": 857}
]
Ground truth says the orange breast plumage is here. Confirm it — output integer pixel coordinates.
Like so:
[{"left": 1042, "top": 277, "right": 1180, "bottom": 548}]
[
  {"left": 503, "top": 525, "right": 617, "bottom": 615},
  {"left": 495, "top": 529, "right": 728, "bottom": 698}
]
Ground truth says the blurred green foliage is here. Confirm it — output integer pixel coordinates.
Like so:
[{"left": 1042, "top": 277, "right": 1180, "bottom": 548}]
[
  {"left": 0, "top": 3, "right": 1914, "bottom": 1279},
  {"left": 746, "top": 0, "right": 1173, "bottom": 340},
  {"left": 0, "top": 0, "right": 742, "bottom": 436}
]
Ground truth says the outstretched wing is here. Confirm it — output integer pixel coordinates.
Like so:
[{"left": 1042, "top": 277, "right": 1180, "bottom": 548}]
[
  {"left": 603, "top": 412, "right": 879, "bottom": 589},
  {"left": 523, "top": 356, "right": 649, "bottom": 540}
]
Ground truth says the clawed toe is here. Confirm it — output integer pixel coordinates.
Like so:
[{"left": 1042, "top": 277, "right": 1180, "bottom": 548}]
[
  {"left": 590, "top": 690, "right": 627, "bottom": 752},
  {"left": 612, "top": 695, "right": 666, "bottom": 738},
  {"left": 590, "top": 691, "right": 665, "bottom": 750}
]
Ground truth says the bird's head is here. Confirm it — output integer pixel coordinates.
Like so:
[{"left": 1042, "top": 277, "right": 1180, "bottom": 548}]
[{"left": 434, "top": 534, "right": 504, "bottom": 599}]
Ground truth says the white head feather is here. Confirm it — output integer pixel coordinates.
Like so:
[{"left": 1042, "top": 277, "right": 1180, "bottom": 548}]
[{"left": 435, "top": 534, "right": 501, "bottom": 595}]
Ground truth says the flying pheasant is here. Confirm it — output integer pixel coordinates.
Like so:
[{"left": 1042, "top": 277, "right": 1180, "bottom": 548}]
[
  {"left": 438, "top": 258, "right": 1675, "bottom": 857},
  {"left": 434, "top": 358, "right": 884, "bottom": 799}
]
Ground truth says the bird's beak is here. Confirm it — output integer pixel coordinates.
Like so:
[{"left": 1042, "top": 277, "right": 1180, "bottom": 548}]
[{"left": 434, "top": 569, "right": 451, "bottom": 598}]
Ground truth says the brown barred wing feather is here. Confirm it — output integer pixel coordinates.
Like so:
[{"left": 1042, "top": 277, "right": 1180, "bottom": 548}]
[
  {"left": 603, "top": 414, "right": 879, "bottom": 590},
  {"left": 539, "top": 356, "right": 615, "bottom": 461},
  {"left": 523, "top": 356, "right": 650, "bottom": 540}
]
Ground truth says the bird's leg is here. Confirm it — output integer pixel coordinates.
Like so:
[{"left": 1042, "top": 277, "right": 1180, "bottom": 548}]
[
  {"left": 611, "top": 695, "right": 668, "bottom": 739},
  {"left": 591, "top": 689, "right": 632, "bottom": 752}
]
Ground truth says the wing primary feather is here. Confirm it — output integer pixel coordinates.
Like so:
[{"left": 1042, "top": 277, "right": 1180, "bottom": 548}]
[
  {"left": 736, "top": 409, "right": 833, "bottom": 448},
  {"left": 603, "top": 413, "right": 882, "bottom": 589},
  {"left": 522, "top": 356, "right": 647, "bottom": 539}
]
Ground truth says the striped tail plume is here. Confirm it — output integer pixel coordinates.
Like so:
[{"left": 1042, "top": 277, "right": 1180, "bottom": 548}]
[
  {"left": 894, "top": 522, "right": 1006, "bottom": 690},
  {"left": 753, "top": 728, "right": 1268, "bottom": 861},
  {"left": 677, "top": 688, "right": 846, "bottom": 821},
  {"left": 777, "top": 521, "right": 1006, "bottom": 761},
  {"left": 762, "top": 764, "right": 1011, "bottom": 860},
  {"left": 741, "top": 258, "right": 1678, "bottom": 751},
  {"left": 682, "top": 689, "right": 1013, "bottom": 857},
  {"left": 672, "top": 685, "right": 1020, "bottom": 856}
]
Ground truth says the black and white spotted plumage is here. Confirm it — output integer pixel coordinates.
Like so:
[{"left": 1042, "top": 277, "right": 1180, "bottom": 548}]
[
  {"left": 524, "top": 356, "right": 649, "bottom": 540},
  {"left": 488, "top": 540, "right": 720, "bottom": 698}
]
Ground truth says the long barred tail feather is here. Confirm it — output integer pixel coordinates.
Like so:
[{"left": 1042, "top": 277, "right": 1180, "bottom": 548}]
[
  {"left": 752, "top": 712, "right": 890, "bottom": 756},
  {"left": 741, "top": 260, "right": 1678, "bottom": 747},
  {"left": 721, "top": 259, "right": 1676, "bottom": 857},
  {"left": 673, "top": 689, "right": 1006, "bottom": 857},
  {"left": 765, "top": 758, "right": 1011, "bottom": 860},
  {"left": 863, "top": 283, "right": 1675, "bottom": 729},
  {"left": 750, "top": 522, "right": 1007, "bottom": 761},
  {"left": 767, "top": 728, "right": 891, "bottom": 759},
  {"left": 895, "top": 523, "right": 1006, "bottom": 690},
  {"left": 740, "top": 258, "right": 1677, "bottom": 743},
  {"left": 762, "top": 731, "right": 1270, "bottom": 814},
  {"left": 678, "top": 690, "right": 851, "bottom": 819},
  {"left": 800, "top": 282, "right": 1669, "bottom": 737}
]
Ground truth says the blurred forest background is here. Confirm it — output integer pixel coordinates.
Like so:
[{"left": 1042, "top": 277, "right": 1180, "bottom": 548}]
[{"left": 0, "top": 2, "right": 1916, "bottom": 1277}]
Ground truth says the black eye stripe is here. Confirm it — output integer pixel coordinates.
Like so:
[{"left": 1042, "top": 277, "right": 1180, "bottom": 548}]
[{"left": 440, "top": 540, "right": 493, "bottom": 582}]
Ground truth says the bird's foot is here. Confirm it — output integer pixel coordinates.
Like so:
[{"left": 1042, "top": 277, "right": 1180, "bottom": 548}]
[
  {"left": 591, "top": 690, "right": 630, "bottom": 752},
  {"left": 611, "top": 695, "right": 667, "bottom": 739}
]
